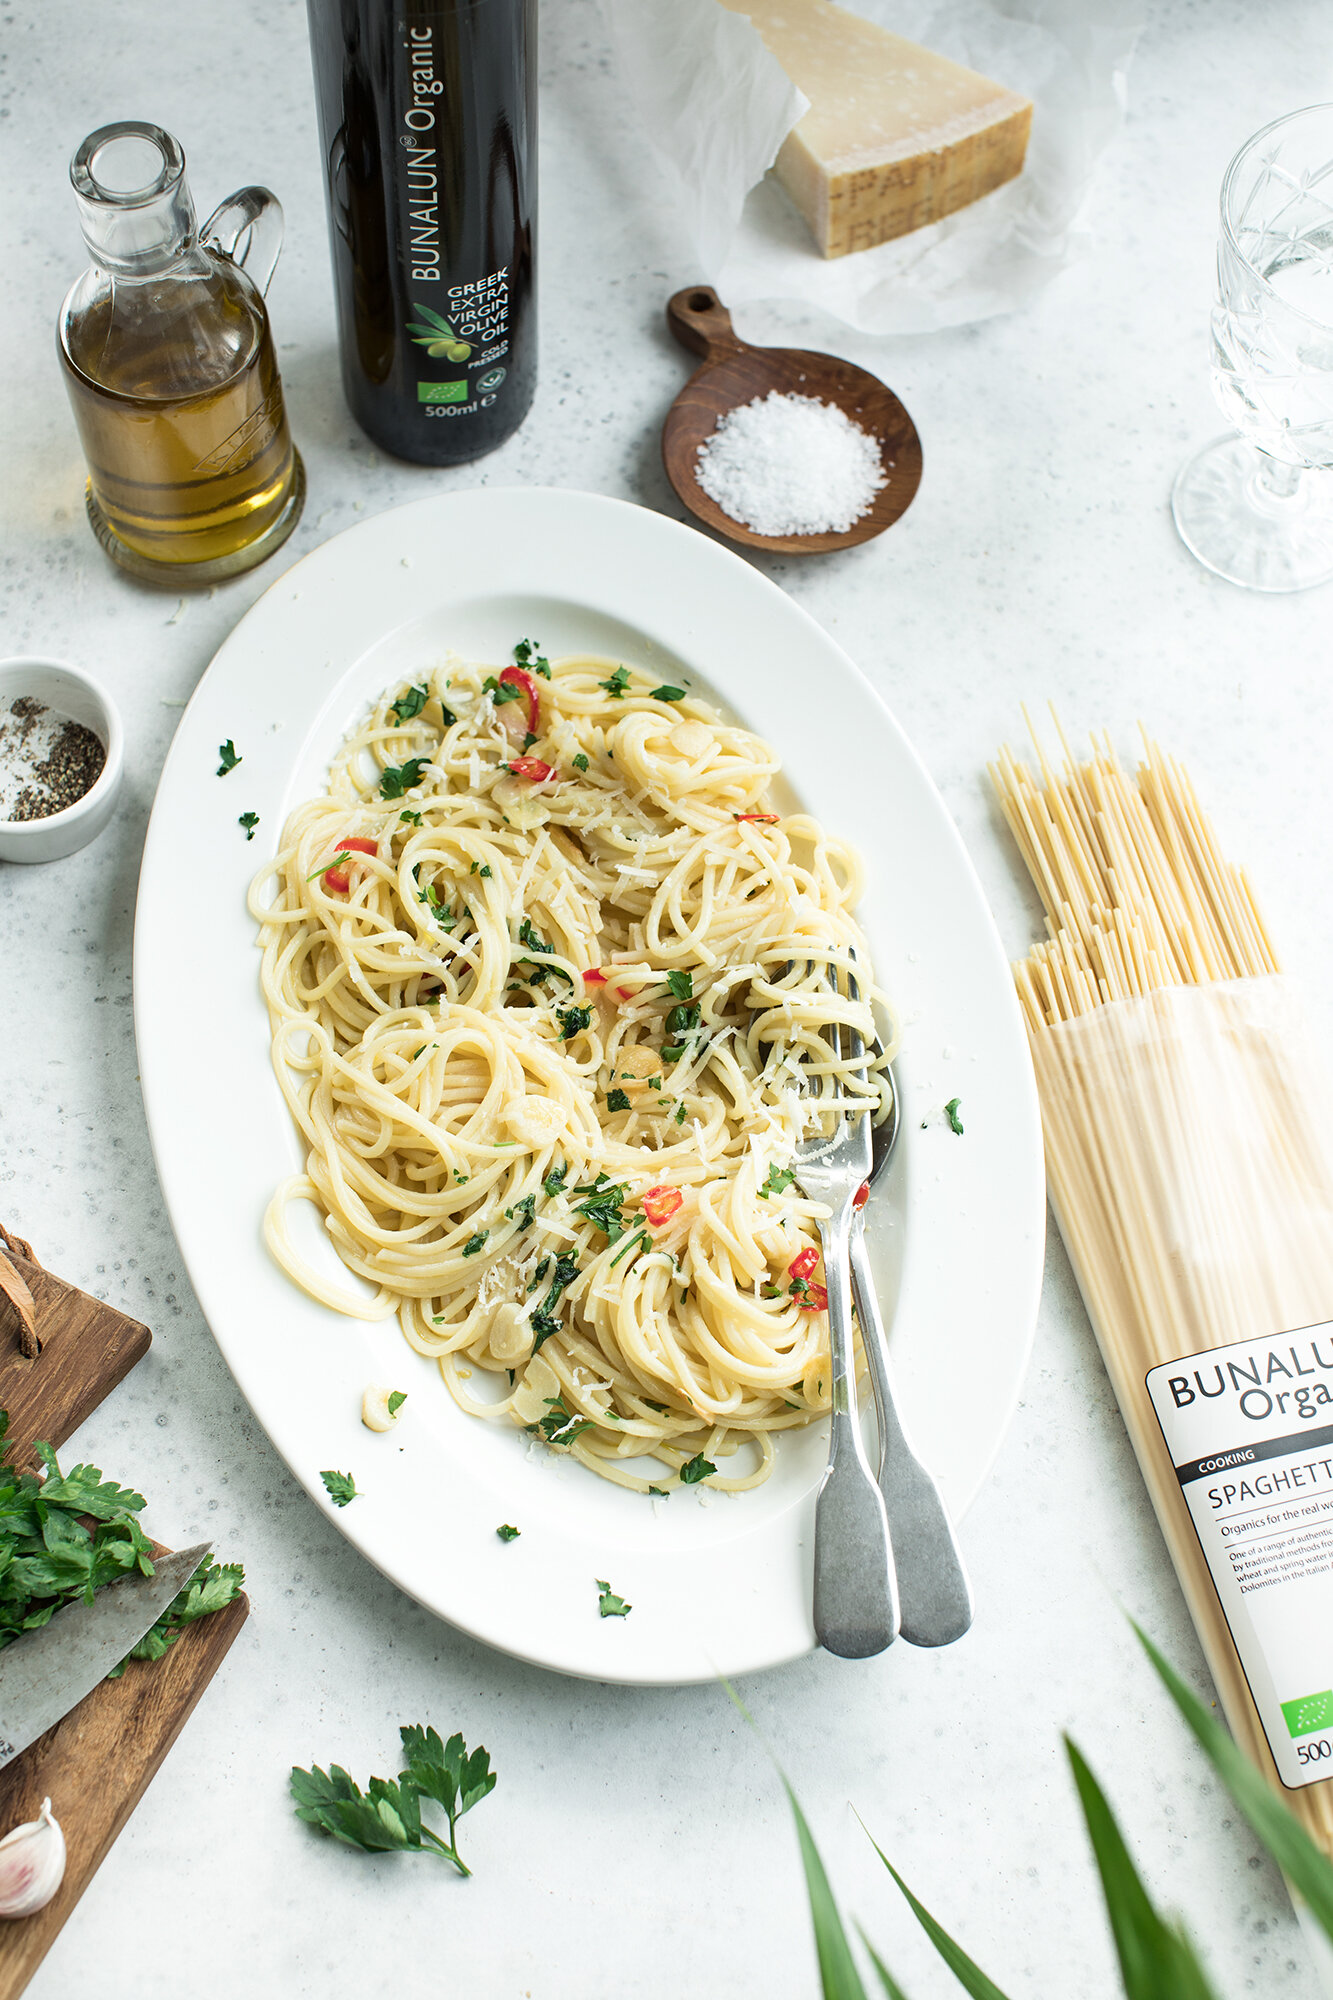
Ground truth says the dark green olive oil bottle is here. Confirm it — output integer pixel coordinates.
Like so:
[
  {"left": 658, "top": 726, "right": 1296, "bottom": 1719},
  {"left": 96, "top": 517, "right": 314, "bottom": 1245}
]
[{"left": 305, "top": 0, "right": 536, "bottom": 465}]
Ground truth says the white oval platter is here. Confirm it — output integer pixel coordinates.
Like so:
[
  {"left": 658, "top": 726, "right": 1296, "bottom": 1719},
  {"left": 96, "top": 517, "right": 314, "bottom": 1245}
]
[{"left": 135, "top": 488, "right": 1044, "bottom": 1684}]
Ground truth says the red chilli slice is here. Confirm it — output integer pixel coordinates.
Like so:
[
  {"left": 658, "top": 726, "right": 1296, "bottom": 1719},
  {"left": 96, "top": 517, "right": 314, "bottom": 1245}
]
[
  {"left": 583, "top": 968, "right": 608, "bottom": 984},
  {"left": 323, "top": 867, "right": 350, "bottom": 892},
  {"left": 323, "top": 836, "right": 379, "bottom": 894},
  {"left": 799, "top": 1282, "right": 829, "bottom": 1313},
  {"left": 642, "top": 1185, "right": 683, "bottom": 1228},
  {"left": 498, "top": 664, "right": 541, "bottom": 739},
  {"left": 734, "top": 812, "right": 779, "bottom": 824},
  {"left": 788, "top": 1246, "right": 820, "bottom": 1282},
  {"left": 507, "top": 755, "right": 555, "bottom": 782},
  {"left": 852, "top": 1181, "right": 870, "bottom": 1210},
  {"left": 615, "top": 987, "right": 634, "bottom": 1002}
]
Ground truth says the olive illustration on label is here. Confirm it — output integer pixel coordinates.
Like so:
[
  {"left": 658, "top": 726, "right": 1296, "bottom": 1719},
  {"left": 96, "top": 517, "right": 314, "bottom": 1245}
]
[{"left": 409, "top": 302, "right": 472, "bottom": 364}]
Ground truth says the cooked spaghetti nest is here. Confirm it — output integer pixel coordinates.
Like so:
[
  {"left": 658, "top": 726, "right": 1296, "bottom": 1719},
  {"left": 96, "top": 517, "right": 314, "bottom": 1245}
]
[{"left": 250, "top": 650, "right": 894, "bottom": 1491}]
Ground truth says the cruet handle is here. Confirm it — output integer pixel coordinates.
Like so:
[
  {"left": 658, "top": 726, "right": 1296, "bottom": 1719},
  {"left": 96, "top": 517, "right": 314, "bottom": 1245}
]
[{"left": 200, "top": 186, "right": 284, "bottom": 297}]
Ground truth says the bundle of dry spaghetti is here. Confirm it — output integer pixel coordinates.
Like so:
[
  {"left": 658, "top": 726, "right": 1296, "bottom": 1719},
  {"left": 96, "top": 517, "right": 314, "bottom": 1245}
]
[{"left": 993, "top": 715, "right": 1333, "bottom": 1851}]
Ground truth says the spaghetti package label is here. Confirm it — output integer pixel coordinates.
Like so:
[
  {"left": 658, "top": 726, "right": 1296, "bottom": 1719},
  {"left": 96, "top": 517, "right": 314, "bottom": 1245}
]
[{"left": 1149, "top": 1325, "right": 1333, "bottom": 1789}]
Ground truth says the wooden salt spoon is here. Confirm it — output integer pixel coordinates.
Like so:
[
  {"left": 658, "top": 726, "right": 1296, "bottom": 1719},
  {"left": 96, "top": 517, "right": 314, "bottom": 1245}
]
[{"left": 662, "top": 285, "right": 923, "bottom": 556}]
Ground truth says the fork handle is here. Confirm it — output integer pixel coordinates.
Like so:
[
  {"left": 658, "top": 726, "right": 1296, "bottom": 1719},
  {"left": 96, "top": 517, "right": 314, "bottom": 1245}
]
[
  {"left": 850, "top": 1225, "right": 973, "bottom": 1647},
  {"left": 812, "top": 1209, "right": 899, "bottom": 1658}
]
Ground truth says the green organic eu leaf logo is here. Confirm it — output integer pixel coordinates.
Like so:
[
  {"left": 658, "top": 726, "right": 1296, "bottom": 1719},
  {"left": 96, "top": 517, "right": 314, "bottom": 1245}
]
[{"left": 407, "top": 302, "right": 471, "bottom": 362}]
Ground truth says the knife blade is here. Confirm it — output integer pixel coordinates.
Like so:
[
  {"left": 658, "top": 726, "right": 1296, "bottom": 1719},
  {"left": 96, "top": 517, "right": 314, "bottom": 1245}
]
[{"left": 0, "top": 1540, "right": 212, "bottom": 1769}]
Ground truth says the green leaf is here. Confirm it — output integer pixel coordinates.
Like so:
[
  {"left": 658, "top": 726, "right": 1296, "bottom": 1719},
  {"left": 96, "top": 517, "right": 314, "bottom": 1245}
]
[
  {"left": 410, "top": 301, "right": 458, "bottom": 336},
  {"left": 596, "top": 1578, "right": 632, "bottom": 1618},
  {"left": 1133, "top": 1620, "right": 1333, "bottom": 1944},
  {"left": 116, "top": 1559, "right": 245, "bottom": 1673},
  {"left": 857, "top": 1932, "right": 914, "bottom": 2000},
  {"left": 678, "top": 1453, "right": 716, "bottom": 1485},
  {"left": 389, "top": 683, "right": 430, "bottom": 724},
  {"left": 599, "top": 666, "right": 632, "bottom": 700},
  {"left": 557, "top": 1004, "right": 592, "bottom": 1041},
  {"left": 387, "top": 1391, "right": 407, "bottom": 1417},
  {"left": 399, "top": 1724, "right": 496, "bottom": 1875},
  {"left": 863, "top": 1825, "right": 1012, "bottom": 2000},
  {"left": 652, "top": 685, "right": 686, "bottom": 701},
  {"left": 216, "top": 738, "right": 241, "bottom": 775},
  {"left": 380, "top": 757, "right": 429, "bottom": 799},
  {"left": 1065, "top": 1736, "right": 1220, "bottom": 2000},
  {"left": 572, "top": 753, "right": 589, "bottom": 772},
  {"left": 782, "top": 1777, "right": 870, "bottom": 2000},
  {"left": 760, "top": 1164, "right": 796, "bottom": 1198},
  {"left": 290, "top": 1762, "right": 425, "bottom": 1855},
  {"left": 665, "top": 969, "right": 694, "bottom": 1000},
  {"left": 320, "top": 1469, "right": 357, "bottom": 1508},
  {"left": 37, "top": 1460, "right": 146, "bottom": 1519},
  {"left": 944, "top": 1098, "right": 964, "bottom": 1135},
  {"left": 607, "top": 1088, "right": 631, "bottom": 1113},
  {"left": 496, "top": 1523, "right": 520, "bottom": 1542},
  {"left": 238, "top": 811, "right": 260, "bottom": 839}
]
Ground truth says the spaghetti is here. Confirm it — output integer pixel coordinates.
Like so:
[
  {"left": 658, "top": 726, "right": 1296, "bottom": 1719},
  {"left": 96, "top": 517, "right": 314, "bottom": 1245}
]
[
  {"left": 994, "top": 716, "right": 1333, "bottom": 1849},
  {"left": 250, "top": 649, "right": 892, "bottom": 1491}
]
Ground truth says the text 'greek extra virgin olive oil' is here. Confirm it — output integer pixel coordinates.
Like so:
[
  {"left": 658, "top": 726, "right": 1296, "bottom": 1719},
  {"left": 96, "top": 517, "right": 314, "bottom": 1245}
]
[{"left": 306, "top": 0, "right": 537, "bottom": 466}]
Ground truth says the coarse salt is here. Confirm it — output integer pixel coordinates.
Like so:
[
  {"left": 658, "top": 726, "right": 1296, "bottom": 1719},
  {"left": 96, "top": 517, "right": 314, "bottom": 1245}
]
[{"left": 694, "top": 390, "right": 887, "bottom": 538}]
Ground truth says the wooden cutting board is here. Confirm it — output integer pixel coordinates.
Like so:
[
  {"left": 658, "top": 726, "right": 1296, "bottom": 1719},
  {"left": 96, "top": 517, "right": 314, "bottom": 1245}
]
[{"left": 0, "top": 1228, "right": 249, "bottom": 1998}]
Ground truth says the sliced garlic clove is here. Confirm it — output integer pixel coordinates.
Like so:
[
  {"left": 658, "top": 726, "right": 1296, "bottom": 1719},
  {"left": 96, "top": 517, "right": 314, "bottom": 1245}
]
[
  {"left": 668, "top": 719, "right": 714, "bottom": 760},
  {"left": 0, "top": 1798, "right": 65, "bottom": 1919},
  {"left": 487, "top": 1301, "right": 534, "bottom": 1366},
  {"left": 503, "top": 1096, "right": 565, "bottom": 1147},
  {"left": 361, "top": 1385, "right": 405, "bottom": 1432},
  {"left": 509, "top": 1351, "right": 560, "bottom": 1424}
]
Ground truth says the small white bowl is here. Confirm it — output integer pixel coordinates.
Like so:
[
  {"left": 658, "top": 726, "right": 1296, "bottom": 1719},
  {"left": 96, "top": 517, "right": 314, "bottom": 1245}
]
[{"left": 0, "top": 657, "right": 124, "bottom": 864}]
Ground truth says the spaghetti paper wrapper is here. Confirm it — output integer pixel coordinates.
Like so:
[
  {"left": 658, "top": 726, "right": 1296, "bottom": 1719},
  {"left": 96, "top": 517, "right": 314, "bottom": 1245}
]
[{"left": 1001, "top": 727, "right": 1333, "bottom": 1853}]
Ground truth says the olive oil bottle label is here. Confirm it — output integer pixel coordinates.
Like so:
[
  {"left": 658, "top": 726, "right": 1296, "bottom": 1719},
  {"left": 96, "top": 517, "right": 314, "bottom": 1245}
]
[
  {"left": 397, "top": 19, "right": 515, "bottom": 426},
  {"left": 1148, "top": 1324, "right": 1333, "bottom": 1788}
]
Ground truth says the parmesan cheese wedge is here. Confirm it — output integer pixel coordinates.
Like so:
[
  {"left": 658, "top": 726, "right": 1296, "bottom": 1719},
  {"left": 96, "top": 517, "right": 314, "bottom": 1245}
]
[{"left": 721, "top": 0, "right": 1033, "bottom": 259}]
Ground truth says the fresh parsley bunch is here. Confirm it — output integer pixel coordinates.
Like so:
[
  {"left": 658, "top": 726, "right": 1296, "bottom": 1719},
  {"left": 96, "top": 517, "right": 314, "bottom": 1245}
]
[
  {"left": 291, "top": 1724, "right": 497, "bottom": 1876},
  {"left": 0, "top": 1410, "right": 243, "bottom": 1668}
]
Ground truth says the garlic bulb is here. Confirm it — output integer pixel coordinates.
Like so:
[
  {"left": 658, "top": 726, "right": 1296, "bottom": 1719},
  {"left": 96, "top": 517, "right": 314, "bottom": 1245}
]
[
  {"left": 361, "top": 1385, "right": 406, "bottom": 1433},
  {"left": 0, "top": 1797, "right": 65, "bottom": 1919}
]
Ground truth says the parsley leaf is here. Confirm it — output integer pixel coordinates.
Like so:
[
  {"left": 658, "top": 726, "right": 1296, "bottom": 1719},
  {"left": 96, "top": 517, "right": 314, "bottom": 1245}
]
[
  {"left": 479, "top": 863, "right": 492, "bottom": 877},
  {"left": 665, "top": 970, "right": 693, "bottom": 1001},
  {"left": 291, "top": 1725, "right": 495, "bottom": 1875},
  {"left": 399, "top": 808, "right": 424, "bottom": 826},
  {"left": 381, "top": 757, "right": 429, "bottom": 799},
  {"left": 571, "top": 1176, "right": 629, "bottom": 1240},
  {"left": 759, "top": 1164, "right": 796, "bottom": 1198},
  {"left": 557, "top": 1003, "right": 592, "bottom": 1040},
  {"left": 945, "top": 1097, "right": 965, "bottom": 1135},
  {"left": 483, "top": 675, "right": 525, "bottom": 708},
  {"left": 216, "top": 739, "right": 241, "bottom": 776},
  {"left": 532, "top": 1397, "right": 593, "bottom": 1446},
  {"left": 678, "top": 1453, "right": 716, "bottom": 1485},
  {"left": 596, "top": 1578, "right": 632, "bottom": 1618},
  {"left": 496, "top": 1523, "right": 520, "bottom": 1542},
  {"left": 112, "top": 1557, "right": 246, "bottom": 1674},
  {"left": 674, "top": 1102, "right": 687, "bottom": 1125},
  {"left": 572, "top": 753, "right": 589, "bottom": 772},
  {"left": 417, "top": 881, "right": 456, "bottom": 928},
  {"left": 505, "top": 1193, "right": 537, "bottom": 1230},
  {"left": 599, "top": 666, "right": 632, "bottom": 700},
  {"left": 607, "top": 1087, "right": 631, "bottom": 1113},
  {"left": 238, "top": 811, "right": 260, "bottom": 840},
  {"left": 542, "top": 1161, "right": 569, "bottom": 1198},
  {"left": 462, "top": 1231, "right": 489, "bottom": 1257},
  {"left": 514, "top": 638, "right": 551, "bottom": 679},
  {"left": 518, "top": 917, "right": 551, "bottom": 954},
  {"left": 387, "top": 1391, "right": 408, "bottom": 1417},
  {"left": 608, "top": 1227, "right": 648, "bottom": 1268},
  {"left": 320, "top": 1469, "right": 357, "bottom": 1508},
  {"left": 388, "top": 683, "right": 430, "bottom": 724},
  {"left": 651, "top": 685, "right": 685, "bottom": 702},
  {"left": 530, "top": 1255, "right": 580, "bottom": 1351}
]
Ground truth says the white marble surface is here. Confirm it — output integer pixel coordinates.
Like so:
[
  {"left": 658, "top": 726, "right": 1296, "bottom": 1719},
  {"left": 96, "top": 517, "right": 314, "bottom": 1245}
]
[{"left": 3, "top": 2, "right": 1333, "bottom": 1994}]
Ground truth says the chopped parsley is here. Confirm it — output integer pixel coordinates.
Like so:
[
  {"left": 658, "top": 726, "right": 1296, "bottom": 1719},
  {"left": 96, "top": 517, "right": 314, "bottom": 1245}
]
[
  {"left": 388, "top": 683, "right": 430, "bottom": 724},
  {"left": 532, "top": 1397, "right": 593, "bottom": 1446},
  {"left": 496, "top": 1523, "right": 521, "bottom": 1542},
  {"left": 606, "top": 1088, "right": 631, "bottom": 1113},
  {"left": 945, "top": 1097, "right": 965, "bottom": 1135},
  {"left": 216, "top": 738, "right": 241, "bottom": 775},
  {"left": 528, "top": 1256, "right": 551, "bottom": 1291},
  {"left": 609, "top": 1227, "right": 648, "bottom": 1268},
  {"left": 542, "top": 1161, "right": 569, "bottom": 1198},
  {"left": 530, "top": 1255, "right": 580, "bottom": 1351},
  {"left": 461, "top": 1231, "right": 489, "bottom": 1257},
  {"left": 483, "top": 674, "right": 524, "bottom": 708},
  {"left": 572, "top": 753, "right": 589, "bottom": 772},
  {"left": 291, "top": 1724, "right": 495, "bottom": 1874},
  {"left": 320, "top": 1469, "right": 357, "bottom": 1508},
  {"left": 380, "top": 757, "right": 429, "bottom": 799},
  {"left": 514, "top": 638, "right": 551, "bottom": 679},
  {"left": 399, "top": 808, "right": 424, "bottom": 826},
  {"left": 759, "top": 1164, "right": 796, "bottom": 1198},
  {"left": 599, "top": 665, "right": 632, "bottom": 700},
  {"left": 505, "top": 1193, "right": 537, "bottom": 1230},
  {"left": 571, "top": 1174, "right": 630, "bottom": 1240},
  {"left": 479, "top": 863, "right": 492, "bottom": 877},
  {"left": 665, "top": 970, "right": 693, "bottom": 1001},
  {"left": 674, "top": 1103, "right": 687, "bottom": 1125},
  {"left": 647, "top": 1486, "right": 670, "bottom": 1499},
  {"left": 518, "top": 917, "right": 551, "bottom": 954},
  {"left": 651, "top": 685, "right": 685, "bottom": 702},
  {"left": 596, "top": 1578, "right": 631, "bottom": 1618},
  {"left": 238, "top": 811, "right": 260, "bottom": 840},
  {"left": 387, "top": 1392, "right": 408, "bottom": 1417},
  {"left": 416, "top": 881, "right": 456, "bottom": 929},
  {"left": 557, "top": 1003, "right": 593, "bottom": 1041},
  {"left": 661, "top": 1000, "right": 701, "bottom": 1061},
  {"left": 678, "top": 1453, "right": 716, "bottom": 1485}
]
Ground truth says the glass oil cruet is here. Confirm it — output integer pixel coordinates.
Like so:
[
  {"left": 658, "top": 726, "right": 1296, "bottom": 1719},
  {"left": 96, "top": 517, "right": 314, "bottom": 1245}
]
[{"left": 58, "top": 121, "right": 305, "bottom": 585}]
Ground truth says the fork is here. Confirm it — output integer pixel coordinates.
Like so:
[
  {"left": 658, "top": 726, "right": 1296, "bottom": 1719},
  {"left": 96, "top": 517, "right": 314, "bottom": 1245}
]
[{"left": 793, "top": 959, "right": 900, "bottom": 1658}]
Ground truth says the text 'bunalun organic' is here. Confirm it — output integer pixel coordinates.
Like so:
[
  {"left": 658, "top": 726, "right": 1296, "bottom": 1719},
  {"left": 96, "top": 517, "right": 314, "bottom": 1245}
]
[{"left": 402, "top": 26, "right": 442, "bottom": 281}]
